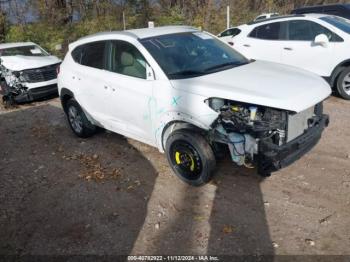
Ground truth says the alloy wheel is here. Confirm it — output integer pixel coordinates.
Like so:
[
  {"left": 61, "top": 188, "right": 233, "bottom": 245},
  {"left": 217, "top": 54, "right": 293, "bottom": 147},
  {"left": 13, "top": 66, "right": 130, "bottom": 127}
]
[{"left": 68, "top": 105, "right": 83, "bottom": 134}]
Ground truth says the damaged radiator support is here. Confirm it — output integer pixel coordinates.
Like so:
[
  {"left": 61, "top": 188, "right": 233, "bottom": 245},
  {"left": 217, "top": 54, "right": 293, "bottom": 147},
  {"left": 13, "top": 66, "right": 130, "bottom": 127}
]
[
  {"left": 211, "top": 124, "right": 257, "bottom": 167},
  {"left": 207, "top": 98, "right": 321, "bottom": 172}
]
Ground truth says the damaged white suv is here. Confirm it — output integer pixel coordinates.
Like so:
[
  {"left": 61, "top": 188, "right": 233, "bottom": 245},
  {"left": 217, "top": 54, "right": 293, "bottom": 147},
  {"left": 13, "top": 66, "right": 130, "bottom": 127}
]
[
  {"left": 0, "top": 42, "right": 61, "bottom": 105},
  {"left": 58, "top": 26, "right": 331, "bottom": 186}
]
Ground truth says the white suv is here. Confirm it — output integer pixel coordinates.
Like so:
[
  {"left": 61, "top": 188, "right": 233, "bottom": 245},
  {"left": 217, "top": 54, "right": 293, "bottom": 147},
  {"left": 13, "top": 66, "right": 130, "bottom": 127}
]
[
  {"left": 58, "top": 26, "right": 330, "bottom": 186},
  {"left": 225, "top": 14, "right": 350, "bottom": 99}
]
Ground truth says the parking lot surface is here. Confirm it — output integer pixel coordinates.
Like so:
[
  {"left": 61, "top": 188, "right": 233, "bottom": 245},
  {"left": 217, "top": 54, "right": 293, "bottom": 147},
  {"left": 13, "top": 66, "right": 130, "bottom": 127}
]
[{"left": 0, "top": 96, "right": 349, "bottom": 256}]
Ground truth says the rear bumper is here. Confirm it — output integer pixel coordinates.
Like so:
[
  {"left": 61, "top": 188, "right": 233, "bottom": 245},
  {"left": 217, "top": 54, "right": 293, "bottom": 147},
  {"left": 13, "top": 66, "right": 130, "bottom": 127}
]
[{"left": 257, "top": 114, "right": 329, "bottom": 174}]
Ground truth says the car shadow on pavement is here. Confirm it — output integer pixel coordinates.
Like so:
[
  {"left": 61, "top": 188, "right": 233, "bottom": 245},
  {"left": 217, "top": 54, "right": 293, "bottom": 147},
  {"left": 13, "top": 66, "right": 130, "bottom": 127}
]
[
  {"left": 0, "top": 103, "right": 274, "bottom": 258},
  {"left": 0, "top": 104, "right": 158, "bottom": 255},
  {"left": 147, "top": 157, "right": 274, "bottom": 258},
  {"left": 207, "top": 160, "right": 274, "bottom": 257}
]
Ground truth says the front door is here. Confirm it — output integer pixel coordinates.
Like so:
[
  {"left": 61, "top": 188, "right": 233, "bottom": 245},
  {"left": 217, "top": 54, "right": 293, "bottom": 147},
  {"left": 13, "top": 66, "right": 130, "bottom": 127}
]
[
  {"left": 102, "top": 40, "right": 155, "bottom": 144},
  {"left": 280, "top": 20, "right": 335, "bottom": 76}
]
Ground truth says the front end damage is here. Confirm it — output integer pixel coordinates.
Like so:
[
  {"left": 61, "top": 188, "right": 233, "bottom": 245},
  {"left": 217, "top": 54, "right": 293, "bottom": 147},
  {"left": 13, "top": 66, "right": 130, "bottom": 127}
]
[
  {"left": 207, "top": 98, "right": 329, "bottom": 176},
  {"left": 0, "top": 62, "right": 59, "bottom": 106}
]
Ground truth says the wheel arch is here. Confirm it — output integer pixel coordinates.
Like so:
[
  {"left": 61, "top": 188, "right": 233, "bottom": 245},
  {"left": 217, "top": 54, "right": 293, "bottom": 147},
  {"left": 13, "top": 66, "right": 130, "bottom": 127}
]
[
  {"left": 160, "top": 120, "right": 206, "bottom": 153},
  {"left": 60, "top": 88, "right": 74, "bottom": 112},
  {"left": 330, "top": 59, "right": 350, "bottom": 88}
]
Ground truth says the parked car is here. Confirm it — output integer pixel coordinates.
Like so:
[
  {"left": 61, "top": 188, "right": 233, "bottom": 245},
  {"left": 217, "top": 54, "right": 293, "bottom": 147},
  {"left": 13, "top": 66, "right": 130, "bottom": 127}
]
[
  {"left": 255, "top": 12, "right": 279, "bottom": 21},
  {"left": 292, "top": 4, "right": 350, "bottom": 20},
  {"left": 226, "top": 14, "right": 350, "bottom": 100},
  {"left": 0, "top": 42, "right": 61, "bottom": 105},
  {"left": 58, "top": 26, "right": 330, "bottom": 186}
]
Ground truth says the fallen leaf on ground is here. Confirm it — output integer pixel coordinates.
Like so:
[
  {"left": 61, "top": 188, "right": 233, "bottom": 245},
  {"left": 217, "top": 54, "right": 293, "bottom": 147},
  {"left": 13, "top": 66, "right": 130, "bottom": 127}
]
[
  {"left": 305, "top": 239, "right": 315, "bottom": 246},
  {"left": 222, "top": 225, "right": 234, "bottom": 234}
]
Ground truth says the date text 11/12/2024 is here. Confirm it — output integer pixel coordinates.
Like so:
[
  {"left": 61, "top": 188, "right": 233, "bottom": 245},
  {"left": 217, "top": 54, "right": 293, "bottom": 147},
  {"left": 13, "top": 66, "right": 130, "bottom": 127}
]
[{"left": 127, "top": 256, "right": 220, "bottom": 261}]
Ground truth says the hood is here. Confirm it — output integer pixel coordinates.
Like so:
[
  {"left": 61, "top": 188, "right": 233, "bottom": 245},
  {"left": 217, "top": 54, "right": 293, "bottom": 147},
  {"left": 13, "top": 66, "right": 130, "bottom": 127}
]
[
  {"left": 0, "top": 55, "right": 61, "bottom": 71},
  {"left": 170, "top": 60, "right": 331, "bottom": 113}
]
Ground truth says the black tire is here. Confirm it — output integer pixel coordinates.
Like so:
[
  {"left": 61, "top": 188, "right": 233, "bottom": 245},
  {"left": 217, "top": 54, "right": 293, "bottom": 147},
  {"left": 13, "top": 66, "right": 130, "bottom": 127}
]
[
  {"left": 64, "top": 99, "right": 96, "bottom": 138},
  {"left": 165, "top": 130, "right": 216, "bottom": 186},
  {"left": 336, "top": 67, "right": 350, "bottom": 100}
]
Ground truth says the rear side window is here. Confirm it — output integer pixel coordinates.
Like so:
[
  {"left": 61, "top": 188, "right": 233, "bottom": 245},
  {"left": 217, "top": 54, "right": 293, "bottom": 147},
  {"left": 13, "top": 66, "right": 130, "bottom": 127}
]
[
  {"left": 220, "top": 29, "right": 233, "bottom": 37},
  {"left": 231, "top": 28, "right": 242, "bottom": 37},
  {"left": 108, "top": 41, "right": 147, "bottom": 79},
  {"left": 71, "top": 41, "right": 106, "bottom": 69},
  {"left": 249, "top": 22, "right": 282, "bottom": 40},
  {"left": 220, "top": 28, "right": 241, "bottom": 37}
]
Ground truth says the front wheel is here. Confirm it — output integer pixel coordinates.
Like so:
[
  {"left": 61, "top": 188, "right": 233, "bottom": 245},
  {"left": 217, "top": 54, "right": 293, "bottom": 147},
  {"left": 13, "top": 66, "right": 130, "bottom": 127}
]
[
  {"left": 65, "top": 99, "right": 96, "bottom": 138},
  {"left": 336, "top": 67, "right": 350, "bottom": 100},
  {"left": 165, "top": 130, "right": 216, "bottom": 186}
]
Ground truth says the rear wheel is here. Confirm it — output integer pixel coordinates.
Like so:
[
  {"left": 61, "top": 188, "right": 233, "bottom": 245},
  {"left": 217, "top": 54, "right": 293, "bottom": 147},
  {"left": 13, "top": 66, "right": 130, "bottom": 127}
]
[
  {"left": 336, "top": 67, "right": 350, "bottom": 100},
  {"left": 165, "top": 130, "right": 216, "bottom": 186},
  {"left": 65, "top": 99, "right": 96, "bottom": 138}
]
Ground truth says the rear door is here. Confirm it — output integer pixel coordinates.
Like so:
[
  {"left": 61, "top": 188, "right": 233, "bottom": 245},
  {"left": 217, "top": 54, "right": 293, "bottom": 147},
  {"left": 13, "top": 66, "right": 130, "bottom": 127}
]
[
  {"left": 70, "top": 41, "right": 112, "bottom": 124},
  {"left": 280, "top": 20, "right": 336, "bottom": 76},
  {"left": 238, "top": 21, "right": 285, "bottom": 62}
]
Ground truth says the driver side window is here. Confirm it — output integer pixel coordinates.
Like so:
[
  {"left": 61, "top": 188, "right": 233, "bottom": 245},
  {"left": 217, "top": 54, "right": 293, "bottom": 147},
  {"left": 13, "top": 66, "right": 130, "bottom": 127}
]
[{"left": 287, "top": 20, "right": 343, "bottom": 42}]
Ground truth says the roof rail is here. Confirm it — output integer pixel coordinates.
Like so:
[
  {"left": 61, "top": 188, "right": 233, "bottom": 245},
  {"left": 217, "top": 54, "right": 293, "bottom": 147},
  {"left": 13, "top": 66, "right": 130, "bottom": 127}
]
[{"left": 247, "top": 14, "right": 305, "bottom": 25}]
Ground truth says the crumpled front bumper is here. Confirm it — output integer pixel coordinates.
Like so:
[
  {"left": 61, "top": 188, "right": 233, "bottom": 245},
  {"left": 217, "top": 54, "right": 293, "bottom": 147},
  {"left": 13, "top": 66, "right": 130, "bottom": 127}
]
[
  {"left": 257, "top": 114, "right": 330, "bottom": 174},
  {"left": 1, "top": 83, "right": 58, "bottom": 103}
]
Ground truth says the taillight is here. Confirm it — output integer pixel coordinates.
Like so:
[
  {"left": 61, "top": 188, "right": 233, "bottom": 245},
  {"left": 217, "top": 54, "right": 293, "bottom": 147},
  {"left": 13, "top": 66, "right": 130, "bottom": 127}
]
[
  {"left": 56, "top": 65, "right": 60, "bottom": 75},
  {"left": 228, "top": 42, "right": 234, "bottom": 46}
]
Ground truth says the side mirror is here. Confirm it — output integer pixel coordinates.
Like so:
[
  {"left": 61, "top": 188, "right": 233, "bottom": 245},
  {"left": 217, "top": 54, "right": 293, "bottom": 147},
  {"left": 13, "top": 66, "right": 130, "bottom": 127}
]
[
  {"left": 146, "top": 64, "right": 155, "bottom": 80},
  {"left": 314, "top": 34, "right": 329, "bottom": 47}
]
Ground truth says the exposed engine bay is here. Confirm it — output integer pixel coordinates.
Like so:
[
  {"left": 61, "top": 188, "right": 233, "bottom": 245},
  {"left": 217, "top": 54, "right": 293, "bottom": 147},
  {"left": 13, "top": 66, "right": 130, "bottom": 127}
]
[{"left": 207, "top": 98, "right": 328, "bottom": 176}]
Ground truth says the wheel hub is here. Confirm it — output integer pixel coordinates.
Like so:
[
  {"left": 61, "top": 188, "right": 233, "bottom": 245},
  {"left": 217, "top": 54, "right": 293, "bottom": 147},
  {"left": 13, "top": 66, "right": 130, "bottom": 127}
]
[
  {"left": 68, "top": 106, "right": 83, "bottom": 133},
  {"left": 170, "top": 141, "right": 202, "bottom": 180}
]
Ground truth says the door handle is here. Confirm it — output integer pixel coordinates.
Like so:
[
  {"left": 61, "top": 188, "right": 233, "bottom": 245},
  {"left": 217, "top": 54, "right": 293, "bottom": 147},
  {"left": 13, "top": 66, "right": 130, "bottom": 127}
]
[
  {"left": 284, "top": 47, "right": 293, "bottom": 51},
  {"left": 243, "top": 44, "right": 251, "bottom": 47}
]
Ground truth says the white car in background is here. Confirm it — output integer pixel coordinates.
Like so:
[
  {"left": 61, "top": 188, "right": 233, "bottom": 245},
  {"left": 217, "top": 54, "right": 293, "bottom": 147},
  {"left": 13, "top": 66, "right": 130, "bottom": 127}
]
[
  {"left": 226, "top": 14, "right": 350, "bottom": 99},
  {"left": 0, "top": 42, "right": 61, "bottom": 105},
  {"left": 58, "top": 26, "right": 330, "bottom": 186}
]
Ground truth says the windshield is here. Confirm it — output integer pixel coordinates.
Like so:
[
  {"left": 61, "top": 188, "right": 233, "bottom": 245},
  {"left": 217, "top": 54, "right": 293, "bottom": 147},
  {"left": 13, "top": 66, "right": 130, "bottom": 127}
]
[
  {"left": 321, "top": 16, "right": 350, "bottom": 34},
  {"left": 140, "top": 32, "right": 249, "bottom": 79},
  {"left": 0, "top": 45, "right": 49, "bottom": 57}
]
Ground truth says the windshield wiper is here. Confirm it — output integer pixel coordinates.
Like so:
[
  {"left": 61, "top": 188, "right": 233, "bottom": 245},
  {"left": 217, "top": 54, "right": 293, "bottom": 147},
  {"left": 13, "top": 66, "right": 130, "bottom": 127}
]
[
  {"left": 204, "top": 61, "right": 247, "bottom": 73},
  {"left": 168, "top": 70, "right": 205, "bottom": 79}
]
